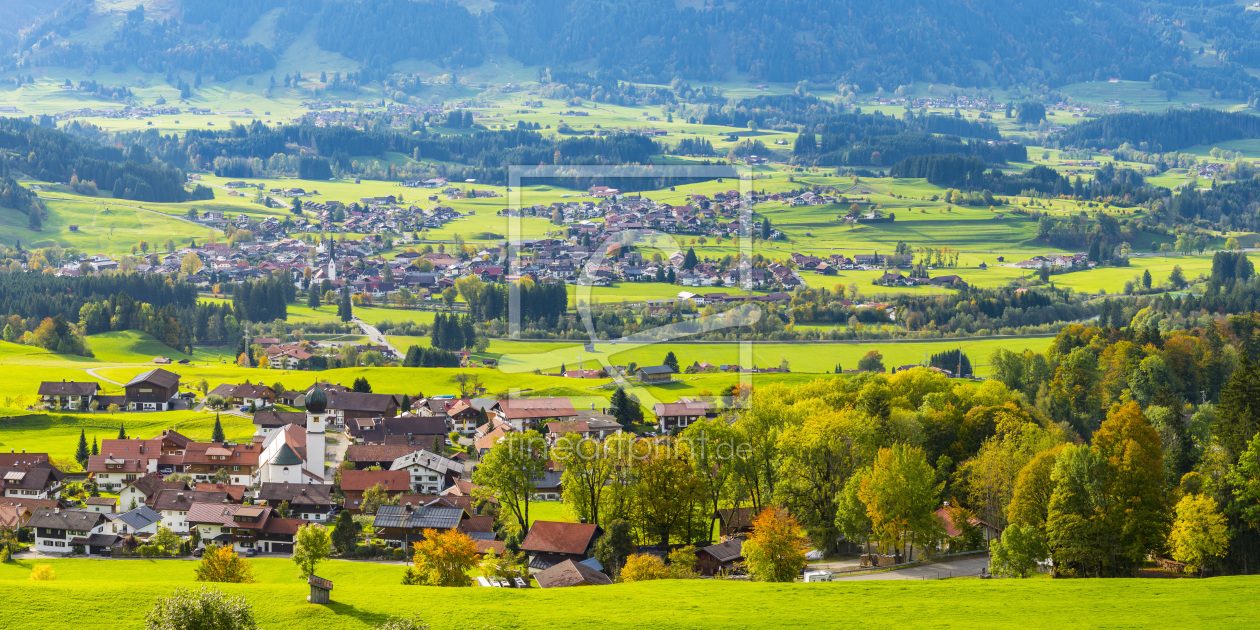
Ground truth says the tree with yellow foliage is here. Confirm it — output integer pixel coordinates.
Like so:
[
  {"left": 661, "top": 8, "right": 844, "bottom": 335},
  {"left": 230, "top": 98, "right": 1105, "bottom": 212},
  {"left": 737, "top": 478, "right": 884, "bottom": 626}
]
[
  {"left": 741, "top": 507, "right": 810, "bottom": 582},
  {"left": 1168, "top": 494, "right": 1229, "bottom": 576},
  {"left": 402, "top": 529, "right": 478, "bottom": 586},
  {"left": 194, "top": 545, "right": 255, "bottom": 583}
]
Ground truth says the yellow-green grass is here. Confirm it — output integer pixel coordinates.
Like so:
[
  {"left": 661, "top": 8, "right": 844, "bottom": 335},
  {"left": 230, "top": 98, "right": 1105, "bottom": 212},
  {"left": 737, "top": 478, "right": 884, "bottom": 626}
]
[
  {"left": 85, "top": 331, "right": 228, "bottom": 364},
  {"left": 527, "top": 500, "right": 575, "bottom": 527},
  {"left": 0, "top": 197, "right": 207, "bottom": 253},
  {"left": 0, "top": 558, "right": 1255, "bottom": 630},
  {"left": 195, "top": 299, "right": 441, "bottom": 328},
  {"left": 1045, "top": 254, "right": 1259, "bottom": 294},
  {"left": 0, "top": 410, "right": 253, "bottom": 467},
  {"left": 480, "top": 336, "right": 1053, "bottom": 376}
]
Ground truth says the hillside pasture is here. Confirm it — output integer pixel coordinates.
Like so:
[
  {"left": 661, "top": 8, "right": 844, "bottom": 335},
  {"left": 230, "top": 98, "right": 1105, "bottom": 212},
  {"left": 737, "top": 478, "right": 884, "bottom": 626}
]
[{"left": 0, "top": 558, "right": 1253, "bottom": 630}]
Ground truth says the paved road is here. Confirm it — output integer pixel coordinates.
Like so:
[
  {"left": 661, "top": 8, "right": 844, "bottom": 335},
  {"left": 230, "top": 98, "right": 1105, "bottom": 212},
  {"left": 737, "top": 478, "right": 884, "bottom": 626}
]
[
  {"left": 832, "top": 554, "right": 990, "bottom": 581},
  {"left": 353, "top": 317, "right": 402, "bottom": 359},
  {"left": 83, "top": 366, "right": 125, "bottom": 386}
]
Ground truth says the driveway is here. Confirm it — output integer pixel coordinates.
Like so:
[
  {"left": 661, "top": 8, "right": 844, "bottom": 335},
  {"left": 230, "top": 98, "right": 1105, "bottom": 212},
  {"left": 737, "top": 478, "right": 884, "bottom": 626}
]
[
  {"left": 326, "top": 431, "right": 351, "bottom": 479},
  {"left": 832, "top": 554, "right": 990, "bottom": 581}
]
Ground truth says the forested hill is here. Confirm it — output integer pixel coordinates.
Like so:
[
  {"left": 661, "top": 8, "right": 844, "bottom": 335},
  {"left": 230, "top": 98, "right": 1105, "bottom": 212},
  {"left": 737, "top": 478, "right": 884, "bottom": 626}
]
[
  {"left": 9, "top": 0, "right": 1260, "bottom": 100},
  {"left": 1053, "top": 110, "right": 1260, "bottom": 152}
]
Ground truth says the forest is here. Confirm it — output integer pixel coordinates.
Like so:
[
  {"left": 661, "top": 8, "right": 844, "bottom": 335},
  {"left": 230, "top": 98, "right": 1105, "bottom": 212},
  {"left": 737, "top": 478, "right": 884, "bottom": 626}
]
[
  {"left": 478, "top": 309, "right": 1260, "bottom": 576},
  {"left": 0, "top": 118, "right": 208, "bottom": 203},
  {"left": 1054, "top": 109, "right": 1260, "bottom": 152},
  {"left": 890, "top": 155, "right": 1158, "bottom": 205},
  {"left": 0, "top": 271, "right": 241, "bottom": 355},
  {"left": 112, "top": 121, "right": 672, "bottom": 187}
]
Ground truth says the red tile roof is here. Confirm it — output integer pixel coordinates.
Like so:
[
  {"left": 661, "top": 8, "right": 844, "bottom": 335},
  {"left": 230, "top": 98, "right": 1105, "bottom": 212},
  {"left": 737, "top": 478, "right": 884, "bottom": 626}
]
[{"left": 339, "top": 470, "right": 409, "bottom": 492}]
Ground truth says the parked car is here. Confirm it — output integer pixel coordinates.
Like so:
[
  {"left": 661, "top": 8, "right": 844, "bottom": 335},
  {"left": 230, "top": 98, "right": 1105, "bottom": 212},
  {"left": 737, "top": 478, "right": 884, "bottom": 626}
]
[{"left": 245, "top": 548, "right": 258, "bottom": 557}]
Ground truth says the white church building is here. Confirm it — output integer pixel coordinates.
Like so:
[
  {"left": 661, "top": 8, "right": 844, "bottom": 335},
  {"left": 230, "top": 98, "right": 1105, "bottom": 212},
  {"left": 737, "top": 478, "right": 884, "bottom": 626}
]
[{"left": 252, "top": 419, "right": 327, "bottom": 485}]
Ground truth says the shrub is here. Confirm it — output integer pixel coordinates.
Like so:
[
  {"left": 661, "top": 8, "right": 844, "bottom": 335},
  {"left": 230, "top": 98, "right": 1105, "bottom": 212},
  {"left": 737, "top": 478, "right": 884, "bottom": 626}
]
[
  {"left": 372, "top": 616, "right": 429, "bottom": 630},
  {"left": 194, "top": 545, "right": 256, "bottom": 583},
  {"left": 620, "top": 554, "right": 672, "bottom": 582},
  {"left": 29, "top": 564, "right": 55, "bottom": 581},
  {"left": 145, "top": 585, "right": 257, "bottom": 630}
]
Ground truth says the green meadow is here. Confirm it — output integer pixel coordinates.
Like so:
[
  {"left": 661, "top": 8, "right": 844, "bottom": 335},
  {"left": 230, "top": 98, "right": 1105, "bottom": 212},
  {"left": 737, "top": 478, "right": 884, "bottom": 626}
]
[{"left": 0, "top": 558, "right": 1254, "bottom": 630}]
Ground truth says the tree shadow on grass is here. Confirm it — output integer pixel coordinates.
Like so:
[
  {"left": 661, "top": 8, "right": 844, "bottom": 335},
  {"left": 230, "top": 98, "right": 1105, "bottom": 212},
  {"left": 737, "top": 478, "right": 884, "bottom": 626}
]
[{"left": 324, "top": 600, "right": 394, "bottom": 627}]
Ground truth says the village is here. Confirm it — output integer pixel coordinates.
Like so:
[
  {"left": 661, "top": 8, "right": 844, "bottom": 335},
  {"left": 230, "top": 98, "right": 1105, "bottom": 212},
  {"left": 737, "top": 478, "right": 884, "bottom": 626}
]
[{"left": 8, "top": 357, "right": 1006, "bottom": 593}]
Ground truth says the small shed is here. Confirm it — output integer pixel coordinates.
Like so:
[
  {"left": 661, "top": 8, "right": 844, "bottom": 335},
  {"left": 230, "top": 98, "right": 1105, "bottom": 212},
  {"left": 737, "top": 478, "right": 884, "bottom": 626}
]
[{"left": 307, "top": 575, "right": 333, "bottom": 604}]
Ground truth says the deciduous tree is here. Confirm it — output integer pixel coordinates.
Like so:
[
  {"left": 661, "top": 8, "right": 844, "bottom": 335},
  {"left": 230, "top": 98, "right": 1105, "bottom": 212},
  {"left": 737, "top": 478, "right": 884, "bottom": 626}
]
[
  {"left": 402, "top": 529, "right": 478, "bottom": 586},
  {"left": 472, "top": 431, "right": 549, "bottom": 532},
  {"left": 989, "top": 524, "right": 1048, "bottom": 578},
  {"left": 620, "top": 553, "right": 672, "bottom": 582},
  {"left": 194, "top": 545, "right": 255, "bottom": 583},
  {"left": 293, "top": 523, "right": 332, "bottom": 578},
  {"left": 742, "top": 507, "right": 809, "bottom": 582},
  {"left": 859, "top": 444, "right": 942, "bottom": 560},
  {"left": 553, "top": 432, "right": 614, "bottom": 527},
  {"left": 1168, "top": 493, "right": 1229, "bottom": 576},
  {"left": 592, "top": 519, "right": 635, "bottom": 579}
]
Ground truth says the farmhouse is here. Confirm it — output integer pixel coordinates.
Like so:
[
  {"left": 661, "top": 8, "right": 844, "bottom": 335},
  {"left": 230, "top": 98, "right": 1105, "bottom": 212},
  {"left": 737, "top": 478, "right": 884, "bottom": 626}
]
[
  {"left": 186, "top": 502, "right": 304, "bottom": 555},
  {"left": 105, "top": 505, "right": 162, "bottom": 537},
  {"left": 715, "top": 507, "right": 757, "bottom": 537},
  {"left": 491, "top": 398, "right": 578, "bottom": 432},
  {"left": 28, "top": 508, "right": 108, "bottom": 554},
  {"left": 340, "top": 470, "right": 410, "bottom": 513},
  {"left": 322, "top": 390, "right": 401, "bottom": 425},
  {"left": 1, "top": 460, "right": 64, "bottom": 500},
  {"left": 345, "top": 444, "right": 422, "bottom": 470},
  {"left": 258, "top": 483, "right": 334, "bottom": 522},
  {"left": 533, "top": 559, "right": 613, "bottom": 588},
  {"left": 651, "top": 400, "right": 711, "bottom": 433},
  {"left": 372, "top": 503, "right": 467, "bottom": 546},
  {"left": 209, "top": 381, "right": 276, "bottom": 408},
  {"left": 124, "top": 368, "right": 181, "bottom": 411},
  {"left": 252, "top": 410, "right": 308, "bottom": 437},
  {"left": 388, "top": 449, "right": 463, "bottom": 494},
  {"left": 348, "top": 415, "right": 447, "bottom": 448},
  {"left": 696, "top": 538, "right": 744, "bottom": 576},
  {"left": 117, "top": 473, "right": 189, "bottom": 510},
  {"left": 149, "top": 489, "right": 230, "bottom": 533},
  {"left": 37, "top": 380, "right": 100, "bottom": 411}
]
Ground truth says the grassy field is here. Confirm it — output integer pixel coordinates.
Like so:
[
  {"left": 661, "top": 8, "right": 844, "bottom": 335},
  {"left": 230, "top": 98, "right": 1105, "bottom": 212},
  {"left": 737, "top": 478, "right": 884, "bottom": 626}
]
[
  {"left": 0, "top": 410, "right": 254, "bottom": 469},
  {"left": 0, "top": 558, "right": 1254, "bottom": 630},
  {"left": 469, "top": 336, "right": 1051, "bottom": 376},
  {"left": 0, "top": 195, "right": 211, "bottom": 253}
]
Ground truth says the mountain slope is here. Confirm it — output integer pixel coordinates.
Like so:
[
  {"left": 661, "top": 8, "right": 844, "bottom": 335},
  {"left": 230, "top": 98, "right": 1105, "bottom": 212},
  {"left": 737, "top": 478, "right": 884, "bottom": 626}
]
[{"left": 5, "top": 0, "right": 1259, "bottom": 101}]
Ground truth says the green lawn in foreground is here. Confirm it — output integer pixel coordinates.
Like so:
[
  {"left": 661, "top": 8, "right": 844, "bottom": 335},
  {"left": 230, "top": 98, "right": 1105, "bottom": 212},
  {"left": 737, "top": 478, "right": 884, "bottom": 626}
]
[{"left": 0, "top": 558, "right": 1254, "bottom": 630}]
